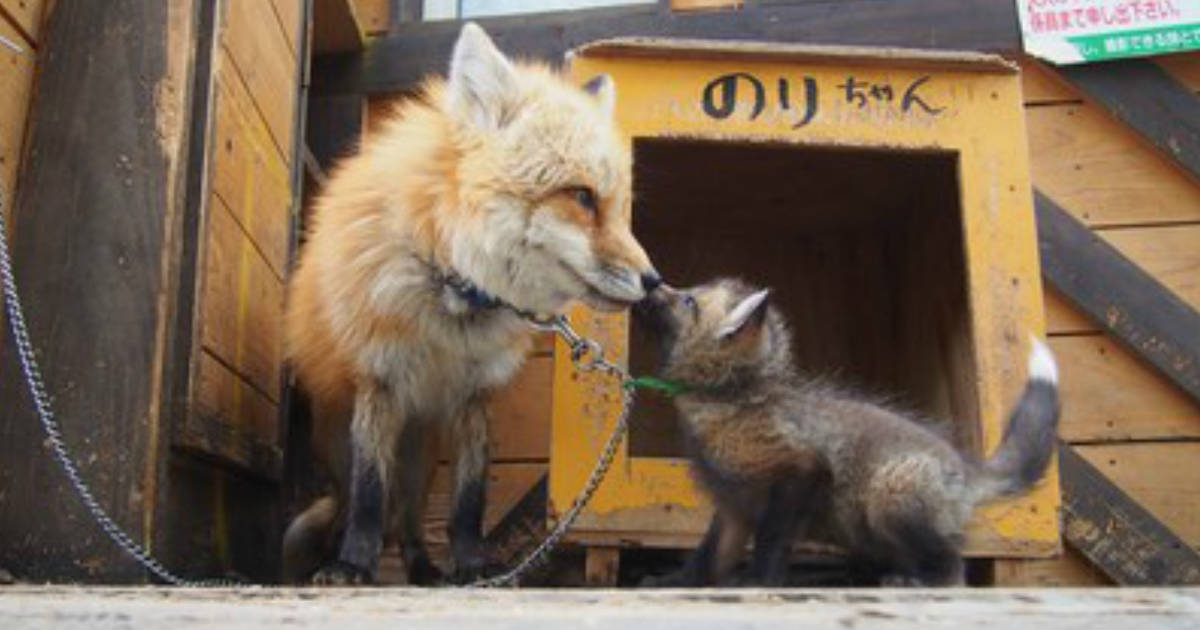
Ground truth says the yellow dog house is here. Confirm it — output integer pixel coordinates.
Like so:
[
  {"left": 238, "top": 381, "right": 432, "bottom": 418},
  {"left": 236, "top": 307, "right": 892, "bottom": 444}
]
[{"left": 551, "top": 39, "right": 1058, "bottom": 573}]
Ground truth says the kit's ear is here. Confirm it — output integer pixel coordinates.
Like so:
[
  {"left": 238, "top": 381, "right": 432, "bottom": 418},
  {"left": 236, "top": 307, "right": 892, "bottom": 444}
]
[
  {"left": 447, "top": 22, "right": 520, "bottom": 129},
  {"left": 716, "top": 289, "right": 770, "bottom": 354}
]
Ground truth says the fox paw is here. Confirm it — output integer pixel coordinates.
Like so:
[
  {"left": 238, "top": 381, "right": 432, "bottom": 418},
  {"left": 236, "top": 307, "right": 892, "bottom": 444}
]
[
  {"left": 312, "top": 561, "right": 373, "bottom": 586},
  {"left": 406, "top": 556, "right": 446, "bottom": 587}
]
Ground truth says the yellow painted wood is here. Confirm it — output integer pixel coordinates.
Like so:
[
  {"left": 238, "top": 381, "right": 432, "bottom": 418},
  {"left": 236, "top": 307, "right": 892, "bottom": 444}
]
[
  {"left": 0, "top": 13, "right": 34, "bottom": 206},
  {"left": 553, "top": 41, "right": 1058, "bottom": 557},
  {"left": 0, "top": 0, "right": 44, "bottom": 45}
]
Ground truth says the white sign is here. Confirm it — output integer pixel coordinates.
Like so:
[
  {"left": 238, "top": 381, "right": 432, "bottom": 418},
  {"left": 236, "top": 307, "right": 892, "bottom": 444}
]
[{"left": 1017, "top": 0, "right": 1200, "bottom": 64}]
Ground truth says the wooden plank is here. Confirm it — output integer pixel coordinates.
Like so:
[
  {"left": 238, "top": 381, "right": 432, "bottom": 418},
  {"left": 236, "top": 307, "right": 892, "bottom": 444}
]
[
  {"left": 1019, "top": 56, "right": 1079, "bottom": 105},
  {"left": 1053, "top": 335, "right": 1200, "bottom": 442},
  {"left": 1036, "top": 193, "right": 1200, "bottom": 405},
  {"left": 1076, "top": 442, "right": 1200, "bottom": 549},
  {"left": 198, "top": 195, "right": 285, "bottom": 404},
  {"left": 178, "top": 351, "right": 283, "bottom": 480},
  {"left": 1028, "top": 105, "right": 1200, "bottom": 227},
  {"left": 1044, "top": 287, "right": 1096, "bottom": 335},
  {"left": 316, "top": 0, "right": 1023, "bottom": 95},
  {"left": 220, "top": 0, "right": 299, "bottom": 163},
  {"left": 352, "top": 0, "right": 389, "bottom": 35},
  {"left": 270, "top": 0, "right": 304, "bottom": 55},
  {"left": 1056, "top": 59, "right": 1200, "bottom": 184},
  {"left": 488, "top": 354, "right": 553, "bottom": 461},
  {"left": 1059, "top": 443, "right": 1200, "bottom": 584},
  {"left": 0, "top": 0, "right": 186, "bottom": 582},
  {"left": 314, "top": 0, "right": 364, "bottom": 54},
  {"left": 0, "top": 14, "right": 33, "bottom": 205},
  {"left": 994, "top": 546, "right": 1111, "bottom": 587},
  {"left": 1102, "top": 224, "right": 1200, "bottom": 313},
  {"left": 211, "top": 50, "right": 293, "bottom": 278},
  {"left": 0, "top": 0, "right": 44, "bottom": 44},
  {"left": 584, "top": 547, "right": 620, "bottom": 586}
]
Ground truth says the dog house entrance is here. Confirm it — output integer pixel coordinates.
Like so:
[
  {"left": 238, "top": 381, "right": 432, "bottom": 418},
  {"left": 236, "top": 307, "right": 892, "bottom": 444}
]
[{"left": 628, "top": 138, "right": 980, "bottom": 458}]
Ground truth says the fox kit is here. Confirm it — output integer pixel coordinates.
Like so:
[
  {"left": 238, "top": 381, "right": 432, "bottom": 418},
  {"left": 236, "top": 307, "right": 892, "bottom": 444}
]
[
  {"left": 634, "top": 279, "right": 1059, "bottom": 586},
  {"left": 282, "top": 23, "right": 658, "bottom": 584}
]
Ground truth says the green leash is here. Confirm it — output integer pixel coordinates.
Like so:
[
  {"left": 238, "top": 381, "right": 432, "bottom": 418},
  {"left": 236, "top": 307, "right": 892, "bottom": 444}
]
[{"left": 624, "top": 376, "right": 692, "bottom": 397}]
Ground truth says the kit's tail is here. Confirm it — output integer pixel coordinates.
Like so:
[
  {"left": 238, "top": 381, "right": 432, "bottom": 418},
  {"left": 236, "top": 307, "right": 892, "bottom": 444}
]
[{"left": 973, "top": 337, "right": 1060, "bottom": 503}]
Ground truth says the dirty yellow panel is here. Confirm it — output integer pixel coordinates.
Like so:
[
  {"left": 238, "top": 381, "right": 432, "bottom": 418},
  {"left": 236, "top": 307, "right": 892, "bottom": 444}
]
[
  {"left": 554, "top": 41, "right": 1057, "bottom": 557},
  {"left": 199, "top": 194, "right": 285, "bottom": 403},
  {"left": 220, "top": 0, "right": 299, "bottom": 163},
  {"left": 186, "top": 350, "right": 281, "bottom": 472},
  {"left": 269, "top": 0, "right": 304, "bottom": 55},
  {"left": 212, "top": 49, "right": 293, "bottom": 278},
  {"left": 0, "top": 14, "right": 34, "bottom": 207},
  {"left": 0, "top": 0, "right": 44, "bottom": 44}
]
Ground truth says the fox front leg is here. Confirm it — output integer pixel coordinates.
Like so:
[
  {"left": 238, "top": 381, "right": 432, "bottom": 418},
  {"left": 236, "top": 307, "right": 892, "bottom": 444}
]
[
  {"left": 447, "top": 398, "right": 491, "bottom": 583},
  {"left": 313, "top": 383, "right": 403, "bottom": 585}
]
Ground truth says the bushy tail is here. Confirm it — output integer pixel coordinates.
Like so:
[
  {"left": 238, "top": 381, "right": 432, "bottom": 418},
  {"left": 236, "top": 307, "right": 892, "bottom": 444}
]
[
  {"left": 281, "top": 495, "right": 339, "bottom": 584},
  {"left": 973, "top": 337, "right": 1061, "bottom": 503}
]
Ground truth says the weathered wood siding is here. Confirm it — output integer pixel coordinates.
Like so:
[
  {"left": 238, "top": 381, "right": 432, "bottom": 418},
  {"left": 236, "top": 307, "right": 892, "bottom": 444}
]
[{"left": 998, "top": 53, "right": 1200, "bottom": 585}]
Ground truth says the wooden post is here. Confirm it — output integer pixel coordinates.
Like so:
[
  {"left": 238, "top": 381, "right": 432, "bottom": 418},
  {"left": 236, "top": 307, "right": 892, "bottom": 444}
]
[
  {"left": 584, "top": 547, "right": 620, "bottom": 587},
  {"left": 0, "top": 0, "right": 198, "bottom": 582}
]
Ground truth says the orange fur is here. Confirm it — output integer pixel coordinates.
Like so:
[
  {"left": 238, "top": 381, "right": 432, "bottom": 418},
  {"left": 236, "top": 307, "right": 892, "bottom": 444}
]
[{"left": 282, "top": 24, "right": 655, "bottom": 583}]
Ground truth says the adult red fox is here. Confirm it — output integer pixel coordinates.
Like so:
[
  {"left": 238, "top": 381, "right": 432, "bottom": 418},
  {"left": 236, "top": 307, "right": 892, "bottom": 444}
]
[{"left": 282, "top": 23, "right": 658, "bottom": 584}]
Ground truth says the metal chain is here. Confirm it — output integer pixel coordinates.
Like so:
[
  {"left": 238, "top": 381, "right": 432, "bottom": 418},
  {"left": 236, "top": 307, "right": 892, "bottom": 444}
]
[
  {"left": 1, "top": 182, "right": 635, "bottom": 588},
  {"left": 0, "top": 186, "right": 236, "bottom": 586},
  {"left": 469, "top": 314, "right": 634, "bottom": 588}
]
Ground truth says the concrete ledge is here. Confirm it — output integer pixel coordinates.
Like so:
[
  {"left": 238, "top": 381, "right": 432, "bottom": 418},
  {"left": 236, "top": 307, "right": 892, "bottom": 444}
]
[{"left": 2, "top": 586, "right": 1198, "bottom": 629}]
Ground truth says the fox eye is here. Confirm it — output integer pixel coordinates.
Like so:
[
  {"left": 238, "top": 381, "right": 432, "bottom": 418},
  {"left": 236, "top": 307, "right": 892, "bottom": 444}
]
[
  {"left": 682, "top": 294, "right": 699, "bottom": 316},
  {"left": 566, "top": 186, "right": 599, "bottom": 215}
]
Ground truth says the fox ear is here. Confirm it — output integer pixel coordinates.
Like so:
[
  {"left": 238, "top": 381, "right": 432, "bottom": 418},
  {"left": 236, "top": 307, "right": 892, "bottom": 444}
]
[
  {"left": 448, "top": 22, "right": 520, "bottom": 129},
  {"left": 716, "top": 289, "right": 771, "bottom": 346},
  {"left": 583, "top": 74, "right": 616, "bottom": 117}
]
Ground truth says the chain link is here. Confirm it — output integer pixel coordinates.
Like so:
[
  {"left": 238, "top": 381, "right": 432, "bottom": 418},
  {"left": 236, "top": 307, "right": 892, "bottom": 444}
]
[
  {"left": 468, "top": 314, "right": 634, "bottom": 588},
  {"left": 0, "top": 186, "right": 237, "bottom": 586},
  {"left": 1, "top": 183, "right": 635, "bottom": 588}
]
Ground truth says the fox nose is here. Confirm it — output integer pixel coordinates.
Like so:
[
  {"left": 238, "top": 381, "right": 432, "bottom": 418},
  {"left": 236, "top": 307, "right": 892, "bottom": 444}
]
[{"left": 640, "top": 271, "right": 663, "bottom": 293}]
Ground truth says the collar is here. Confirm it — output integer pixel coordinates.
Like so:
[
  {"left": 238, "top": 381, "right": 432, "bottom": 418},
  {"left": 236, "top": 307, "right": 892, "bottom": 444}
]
[
  {"left": 428, "top": 260, "right": 502, "bottom": 311},
  {"left": 625, "top": 376, "right": 695, "bottom": 397},
  {"left": 444, "top": 271, "right": 502, "bottom": 310}
]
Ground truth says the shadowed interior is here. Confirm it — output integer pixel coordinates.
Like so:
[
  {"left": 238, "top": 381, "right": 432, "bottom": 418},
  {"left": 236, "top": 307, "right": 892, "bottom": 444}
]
[{"left": 628, "top": 137, "right": 980, "bottom": 457}]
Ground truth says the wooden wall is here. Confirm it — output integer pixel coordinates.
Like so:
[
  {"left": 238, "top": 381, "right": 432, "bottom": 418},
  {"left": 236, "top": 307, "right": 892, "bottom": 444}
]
[
  {"left": 178, "top": 0, "right": 303, "bottom": 480},
  {"left": 165, "top": 0, "right": 306, "bottom": 580},
  {"left": 0, "top": 0, "right": 44, "bottom": 214},
  {"left": 996, "top": 54, "right": 1200, "bottom": 586}
]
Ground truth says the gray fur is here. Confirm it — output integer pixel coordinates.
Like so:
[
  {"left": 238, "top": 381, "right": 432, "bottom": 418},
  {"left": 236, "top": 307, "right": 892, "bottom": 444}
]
[{"left": 636, "top": 278, "right": 1061, "bottom": 586}]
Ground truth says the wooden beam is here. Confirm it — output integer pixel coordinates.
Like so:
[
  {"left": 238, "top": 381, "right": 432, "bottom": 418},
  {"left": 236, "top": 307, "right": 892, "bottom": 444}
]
[
  {"left": 1035, "top": 192, "right": 1200, "bottom": 405},
  {"left": 1056, "top": 59, "right": 1200, "bottom": 184},
  {"left": 313, "top": 0, "right": 363, "bottom": 54},
  {"left": 1058, "top": 443, "right": 1200, "bottom": 585},
  {"left": 314, "top": 0, "right": 1023, "bottom": 95},
  {"left": 0, "top": 0, "right": 198, "bottom": 582}
]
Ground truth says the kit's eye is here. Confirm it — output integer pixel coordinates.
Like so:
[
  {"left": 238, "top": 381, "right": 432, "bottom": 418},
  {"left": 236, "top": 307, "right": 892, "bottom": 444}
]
[
  {"left": 682, "top": 294, "right": 699, "bottom": 316},
  {"left": 565, "top": 186, "right": 598, "bottom": 215}
]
